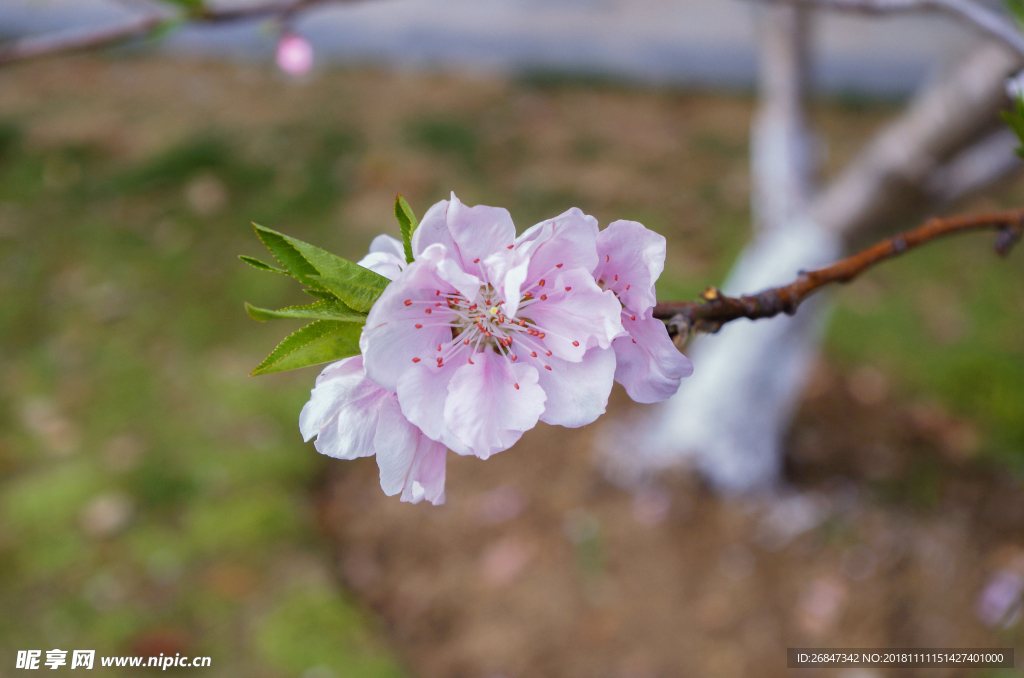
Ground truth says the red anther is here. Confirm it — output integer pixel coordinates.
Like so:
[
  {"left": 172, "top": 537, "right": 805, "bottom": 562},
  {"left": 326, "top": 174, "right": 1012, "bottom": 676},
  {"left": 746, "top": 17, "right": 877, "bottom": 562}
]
[
  {"left": 564, "top": 286, "right": 571, "bottom": 291},
  {"left": 605, "top": 254, "right": 610, "bottom": 262},
  {"left": 539, "top": 279, "right": 545, "bottom": 286},
  {"left": 511, "top": 354, "right": 517, "bottom": 361},
  {"left": 437, "top": 344, "right": 442, "bottom": 351},
  {"left": 437, "top": 358, "right": 444, "bottom": 365},
  {"left": 469, "top": 304, "right": 477, "bottom": 310},
  {"left": 631, "top": 315, "right": 636, "bottom": 321},
  {"left": 474, "top": 258, "right": 480, "bottom": 263},
  {"left": 614, "top": 275, "right": 618, "bottom": 281},
  {"left": 468, "top": 357, "right": 474, "bottom": 364},
  {"left": 412, "top": 357, "right": 421, "bottom": 363},
  {"left": 404, "top": 299, "right": 412, "bottom": 306},
  {"left": 544, "top": 365, "right": 552, "bottom": 371},
  {"left": 425, "top": 308, "right": 432, "bottom": 314},
  {"left": 539, "top": 333, "right": 546, "bottom": 339},
  {"left": 514, "top": 383, "right": 520, "bottom": 390},
  {"left": 530, "top": 351, "right": 538, "bottom": 357},
  {"left": 485, "top": 331, "right": 492, "bottom": 338},
  {"left": 556, "top": 263, "right": 563, "bottom": 268},
  {"left": 415, "top": 324, "right": 423, "bottom": 329},
  {"left": 436, "top": 290, "right": 441, "bottom": 295},
  {"left": 632, "top": 338, "right": 636, "bottom": 343},
  {"left": 507, "top": 244, "right": 513, "bottom": 249},
  {"left": 545, "top": 350, "right": 552, "bottom": 356},
  {"left": 625, "top": 284, "right": 630, "bottom": 290},
  {"left": 524, "top": 292, "right": 532, "bottom": 298},
  {"left": 540, "top": 295, "right": 547, "bottom": 301},
  {"left": 572, "top": 341, "right": 579, "bottom": 347},
  {"left": 435, "top": 302, "right": 442, "bottom": 306},
  {"left": 464, "top": 339, "right": 470, "bottom": 345}
]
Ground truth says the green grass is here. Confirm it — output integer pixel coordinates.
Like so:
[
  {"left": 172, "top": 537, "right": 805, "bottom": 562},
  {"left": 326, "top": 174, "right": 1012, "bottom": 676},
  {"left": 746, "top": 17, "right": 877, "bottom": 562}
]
[{"left": 0, "top": 120, "right": 401, "bottom": 676}]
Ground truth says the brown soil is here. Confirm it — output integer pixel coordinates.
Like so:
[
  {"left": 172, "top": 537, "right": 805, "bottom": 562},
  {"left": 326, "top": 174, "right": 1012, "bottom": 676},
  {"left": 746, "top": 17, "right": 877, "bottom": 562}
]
[{"left": 317, "top": 363, "right": 1024, "bottom": 678}]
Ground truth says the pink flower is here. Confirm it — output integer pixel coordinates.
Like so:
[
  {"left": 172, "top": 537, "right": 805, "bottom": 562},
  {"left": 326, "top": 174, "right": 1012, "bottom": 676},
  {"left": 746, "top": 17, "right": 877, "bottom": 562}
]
[
  {"left": 276, "top": 33, "right": 313, "bottom": 77},
  {"left": 593, "top": 220, "right": 693, "bottom": 403},
  {"left": 360, "top": 193, "right": 623, "bottom": 459},
  {"left": 299, "top": 355, "right": 446, "bottom": 505},
  {"left": 357, "top": 234, "right": 407, "bottom": 281}
]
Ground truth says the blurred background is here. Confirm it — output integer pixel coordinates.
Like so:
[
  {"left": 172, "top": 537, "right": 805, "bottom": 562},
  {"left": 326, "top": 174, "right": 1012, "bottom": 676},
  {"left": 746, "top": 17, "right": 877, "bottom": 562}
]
[{"left": 0, "top": 1, "right": 1022, "bottom": 677}]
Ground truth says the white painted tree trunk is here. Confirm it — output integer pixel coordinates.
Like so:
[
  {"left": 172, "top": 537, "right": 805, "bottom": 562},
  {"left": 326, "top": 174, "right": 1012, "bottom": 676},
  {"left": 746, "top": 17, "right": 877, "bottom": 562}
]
[{"left": 606, "top": 40, "right": 1022, "bottom": 494}]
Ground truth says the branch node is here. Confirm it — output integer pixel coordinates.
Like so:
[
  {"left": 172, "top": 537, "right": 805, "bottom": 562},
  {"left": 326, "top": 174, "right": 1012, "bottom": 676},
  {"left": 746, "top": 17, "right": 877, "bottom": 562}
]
[
  {"left": 700, "top": 286, "right": 722, "bottom": 301},
  {"left": 995, "top": 222, "right": 1023, "bottom": 257}
]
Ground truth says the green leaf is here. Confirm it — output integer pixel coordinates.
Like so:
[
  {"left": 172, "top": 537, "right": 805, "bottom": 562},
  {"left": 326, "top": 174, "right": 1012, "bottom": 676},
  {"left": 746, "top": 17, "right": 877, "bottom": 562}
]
[
  {"left": 251, "top": 321, "right": 362, "bottom": 376},
  {"left": 307, "top": 272, "right": 387, "bottom": 314},
  {"left": 394, "top": 193, "right": 417, "bottom": 264},
  {"left": 239, "top": 255, "right": 292, "bottom": 277},
  {"left": 251, "top": 223, "right": 325, "bottom": 288},
  {"left": 244, "top": 300, "right": 366, "bottom": 323},
  {"left": 1000, "top": 92, "right": 1024, "bottom": 158},
  {"left": 251, "top": 223, "right": 390, "bottom": 311},
  {"left": 303, "top": 288, "right": 336, "bottom": 301}
]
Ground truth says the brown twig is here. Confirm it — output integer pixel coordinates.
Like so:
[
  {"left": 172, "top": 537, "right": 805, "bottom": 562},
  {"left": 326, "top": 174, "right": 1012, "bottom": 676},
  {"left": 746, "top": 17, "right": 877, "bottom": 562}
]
[
  {"left": 0, "top": 0, "right": 343, "bottom": 67},
  {"left": 654, "top": 208, "right": 1024, "bottom": 339}
]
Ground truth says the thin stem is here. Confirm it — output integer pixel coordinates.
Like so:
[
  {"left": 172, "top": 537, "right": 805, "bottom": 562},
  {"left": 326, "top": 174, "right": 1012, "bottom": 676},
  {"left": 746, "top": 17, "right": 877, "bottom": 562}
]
[
  {"left": 654, "top": 208, "right": 1024, "bottom": 337},
  {"left": 0, "top": 0, "right": 347, "bottom": 66}
]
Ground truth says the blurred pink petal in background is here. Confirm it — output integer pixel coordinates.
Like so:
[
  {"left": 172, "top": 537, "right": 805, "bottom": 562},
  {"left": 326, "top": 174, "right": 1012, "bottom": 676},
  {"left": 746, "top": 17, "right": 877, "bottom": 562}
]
[{"left": 276, "top": 33, "right": 313, "bottom": 76}]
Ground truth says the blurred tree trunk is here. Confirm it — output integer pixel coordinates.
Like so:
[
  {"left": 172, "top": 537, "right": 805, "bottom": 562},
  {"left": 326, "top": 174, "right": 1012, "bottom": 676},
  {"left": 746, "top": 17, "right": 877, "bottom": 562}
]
[{"left": 621, "top": 25, "right": 1021, "bottom": 493}]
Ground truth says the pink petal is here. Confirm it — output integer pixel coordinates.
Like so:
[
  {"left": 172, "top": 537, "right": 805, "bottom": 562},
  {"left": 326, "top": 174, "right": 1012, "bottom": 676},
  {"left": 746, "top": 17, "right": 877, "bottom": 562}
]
[
  {"left": 613, "top": 314, "right": 693, "bottom": 404},
  {"left": 357, "top": 233, "right": 407, "bottom": 280},
  {"left": 520, "top": 268, "right": 623, "bottom": 361},
  {"left": 444, "top": 351, "right": 545, "bottom": 459},
  {"left": 411, "top": 194, "right": 516, "bottom": 277},
  {"left": 375, "top": 396, "right": 448, "bottom": 504},
  {"left": 276, "top": 33, "right": 313, "bottom": 76},
  {"left": 400, "top": 436, "right": 448, "bottom": 505},
  {"left": 593, "top": 220, "right": 666, "bottom": 317},
  {"left": 299, "top": 355, "right": 388, "bottom": 459},
  {"left": 373, "top": 396, "right": 419, "bottom": 496},
  {"left": 395, "top": 358, "right": 472, "bottom": 457},
  {"left": 445, "top": 193, "right": 516, "bottom": 276},
  {"left": 537, "top": 346, "right": 616, "bottom": 428},
  {"left": 411, "top": 198, "right": 456, "bottom": 257},
  {"left": 368, "top": 233, "right": 405, "bottom": 258},
  {"left": 516, "top": 207, "right": 600, "bottom": 279},
  {"left": 360, "top": 250, "right": 459, "bottom": 393}
]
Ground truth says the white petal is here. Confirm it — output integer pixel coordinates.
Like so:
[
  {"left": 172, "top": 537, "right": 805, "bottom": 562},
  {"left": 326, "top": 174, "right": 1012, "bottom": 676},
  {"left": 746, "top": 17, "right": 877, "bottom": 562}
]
[{"left": 298, "top": 355, "right": 389, "bottom": 460}]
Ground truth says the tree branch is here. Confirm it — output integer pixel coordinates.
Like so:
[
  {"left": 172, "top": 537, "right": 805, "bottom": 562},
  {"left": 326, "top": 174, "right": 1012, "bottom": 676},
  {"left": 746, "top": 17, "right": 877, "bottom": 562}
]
[
  {"left": 655, "top": 208, "right": 1024, "bottom": 336},
  {"left": 0, "top": 0, "right": 343, "bottom": 66},
  {"left": 747, "top": 0, "right": 1024, "bottom": 60}
]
